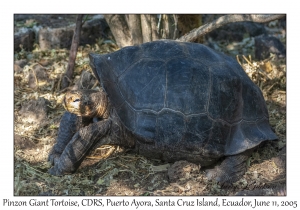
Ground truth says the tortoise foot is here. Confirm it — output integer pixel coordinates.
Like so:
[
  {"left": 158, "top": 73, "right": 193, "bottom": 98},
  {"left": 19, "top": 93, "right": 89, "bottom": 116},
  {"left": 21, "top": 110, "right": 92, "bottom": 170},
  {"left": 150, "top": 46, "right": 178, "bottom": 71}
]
[
  {"left": 206, "top": 152, "right": 250, "bottom": 185},
  {"left": 48, "top": 151, "right": 61, "bottom": 166}
]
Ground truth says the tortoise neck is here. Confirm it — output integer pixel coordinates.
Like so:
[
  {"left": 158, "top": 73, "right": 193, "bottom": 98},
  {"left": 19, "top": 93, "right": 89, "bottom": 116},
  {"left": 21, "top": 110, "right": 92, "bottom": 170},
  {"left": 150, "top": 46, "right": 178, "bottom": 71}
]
[{"left": 93, "top": 90, "right": 110, "bottom": 119}]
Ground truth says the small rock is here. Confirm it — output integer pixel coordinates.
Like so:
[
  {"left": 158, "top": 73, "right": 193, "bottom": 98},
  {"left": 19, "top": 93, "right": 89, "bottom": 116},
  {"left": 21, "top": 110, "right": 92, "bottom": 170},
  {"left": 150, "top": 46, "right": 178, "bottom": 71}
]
[
  {"left": 15, "top": 59, "right": 28, "bottom": 68},
  {"left": 207, "top": 22, "right": 267, "bottom": 42},
  {"left": 80, "top": 16, "right": 109, "bottom": 45},
  {"left": 39, "top": 27, "right": 73, "bottom": 50},
  {"left": 14, "top": 64, "right": 23, "bottom": 74},
  {"left": 14, "top": 28, "right": 36, "bottom": 51},
  {"left": 14, "top": 134, "right": 35, "bottom": 150},
  {"left": 28, "top": 65, "right": 48, "bottom": 88},
  {"left": 38, "top": 58, "right": 52, "bottom": 67},
  {"left": 255, "top": 35, "right": 286, "bottom": 60},
  {"left": 19, "top": 97, "right": 50, "bottom": 127}
]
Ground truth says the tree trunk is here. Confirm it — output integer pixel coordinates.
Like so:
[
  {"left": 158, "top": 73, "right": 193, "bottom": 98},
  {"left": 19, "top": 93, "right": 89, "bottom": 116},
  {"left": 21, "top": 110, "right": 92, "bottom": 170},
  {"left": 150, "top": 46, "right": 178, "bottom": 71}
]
[
  {"left": 126, "top": 14, "right": 143, "bottom": 45},
  {"left": 104, "top": 14, "right": 180, "bottom": 48}
]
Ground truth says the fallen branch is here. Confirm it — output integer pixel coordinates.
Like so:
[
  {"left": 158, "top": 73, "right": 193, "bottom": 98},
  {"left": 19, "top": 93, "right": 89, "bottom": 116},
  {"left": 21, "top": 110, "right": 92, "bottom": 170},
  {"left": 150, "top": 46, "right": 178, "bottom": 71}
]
[{"left": 177, "top": 14, "right": 285, "bottom": 42}]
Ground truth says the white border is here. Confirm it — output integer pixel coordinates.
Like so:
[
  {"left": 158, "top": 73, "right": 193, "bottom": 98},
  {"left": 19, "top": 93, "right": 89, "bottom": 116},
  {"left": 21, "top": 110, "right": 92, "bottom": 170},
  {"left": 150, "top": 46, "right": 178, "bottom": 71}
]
[{"left": 3, "top": 1, "right": 298, "bottom": 209}]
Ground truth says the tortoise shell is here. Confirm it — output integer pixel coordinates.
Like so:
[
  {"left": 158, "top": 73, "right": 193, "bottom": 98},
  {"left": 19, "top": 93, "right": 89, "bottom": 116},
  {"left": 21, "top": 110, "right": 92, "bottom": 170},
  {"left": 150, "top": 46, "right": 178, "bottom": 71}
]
[{"left": 89, "top": 40, "right": 277, "bottom": 161}]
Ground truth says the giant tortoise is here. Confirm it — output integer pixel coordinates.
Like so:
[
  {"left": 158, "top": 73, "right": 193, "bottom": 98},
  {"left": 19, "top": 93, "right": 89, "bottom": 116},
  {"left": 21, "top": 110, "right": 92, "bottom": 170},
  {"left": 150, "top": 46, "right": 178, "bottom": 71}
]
[{"left": 48, "top": 40, "right": 277, "bottom": 184}]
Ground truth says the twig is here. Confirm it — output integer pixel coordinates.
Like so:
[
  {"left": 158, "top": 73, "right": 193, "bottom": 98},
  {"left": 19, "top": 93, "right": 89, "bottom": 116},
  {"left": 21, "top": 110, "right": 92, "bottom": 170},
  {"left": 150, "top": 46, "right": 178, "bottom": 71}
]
[
  {"left": 115, "top": 162, "right": 130, "bottom": 169},
  {"left": 56, "top": 73, "right": 62, "bottom": 92},
  {"left": 58, "top": 86, "right": 73, "bottom": 94},
  {"left": 242, "top": 55, "right": 254, "bottom": 67},
  {"left": 91, "top": 80, "right": 99, "bottom": 89},
  {"left": 265, "top": 178, "right": 286, "bottom": 184},
  {"left": 86, "top": 146, "right": 115, "bottom": 159},
  {"left": 30, "top": 68, "right": 39, "bottom": 91},
  {"left": 236, "top": 55, "right": 242, "bottom": 66}
]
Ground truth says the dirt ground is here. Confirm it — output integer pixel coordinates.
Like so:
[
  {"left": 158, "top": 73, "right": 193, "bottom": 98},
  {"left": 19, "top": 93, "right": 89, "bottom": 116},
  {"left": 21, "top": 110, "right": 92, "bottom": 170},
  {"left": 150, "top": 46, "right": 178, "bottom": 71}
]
[{"left": 13, "top": 15, "right": 286, "bottom": 196}]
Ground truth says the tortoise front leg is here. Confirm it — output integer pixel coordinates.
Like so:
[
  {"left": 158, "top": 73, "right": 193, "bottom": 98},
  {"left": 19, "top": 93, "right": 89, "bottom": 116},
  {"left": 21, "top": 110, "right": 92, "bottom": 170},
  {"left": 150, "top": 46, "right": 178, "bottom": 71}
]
[
  {"left": 48, "top": 112, "right": 79, "bottom": 166},
  {"left": 49, "top": 118, "right": 112, "bottom": 176}
]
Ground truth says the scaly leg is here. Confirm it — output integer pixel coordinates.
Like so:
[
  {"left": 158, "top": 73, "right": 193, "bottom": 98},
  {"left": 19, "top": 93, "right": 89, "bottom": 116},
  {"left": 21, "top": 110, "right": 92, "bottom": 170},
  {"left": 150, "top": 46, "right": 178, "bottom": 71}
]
[
  {"left": 48, "top": 112, "right": 79, "bottom": 165},
  {"left": 49, "top": 118, "right": 111, "bottom": 176}
]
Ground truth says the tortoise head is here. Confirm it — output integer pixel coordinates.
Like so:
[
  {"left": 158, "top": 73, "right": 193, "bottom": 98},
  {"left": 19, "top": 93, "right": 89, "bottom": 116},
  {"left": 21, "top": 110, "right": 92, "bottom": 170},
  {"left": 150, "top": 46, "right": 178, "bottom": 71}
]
[{"left": 63, "top": 89, "right": 109, "bottom": 118}]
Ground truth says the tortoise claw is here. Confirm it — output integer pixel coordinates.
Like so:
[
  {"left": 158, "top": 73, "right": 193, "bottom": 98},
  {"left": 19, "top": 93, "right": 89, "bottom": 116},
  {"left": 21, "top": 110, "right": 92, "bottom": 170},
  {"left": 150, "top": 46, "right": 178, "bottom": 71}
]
[
  {"left": 48, "top": 150, "right": 61, "bottom": 166},
  {"left": 205, "top": 167, "right": 237, "bottom": 186}
]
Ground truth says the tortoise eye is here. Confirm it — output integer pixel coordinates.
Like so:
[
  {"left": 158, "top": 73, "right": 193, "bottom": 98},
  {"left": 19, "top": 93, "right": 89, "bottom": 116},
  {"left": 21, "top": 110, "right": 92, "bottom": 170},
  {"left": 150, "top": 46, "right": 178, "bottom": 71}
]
[{"left": 73, "top": 98, "right": 80, "bottom": 103}]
